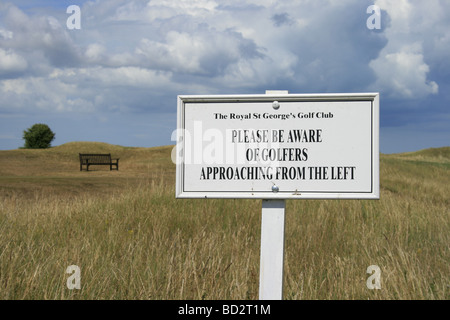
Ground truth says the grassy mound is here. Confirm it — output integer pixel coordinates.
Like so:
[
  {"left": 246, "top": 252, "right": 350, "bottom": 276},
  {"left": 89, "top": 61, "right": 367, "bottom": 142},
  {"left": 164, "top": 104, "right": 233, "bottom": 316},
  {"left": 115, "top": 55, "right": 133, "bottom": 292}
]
[
  {"left": 385, "top": 146, "right": 450, "bottom": 164},
  {"left": 0, "top": 141, "right": 175, "bottom": 196}
]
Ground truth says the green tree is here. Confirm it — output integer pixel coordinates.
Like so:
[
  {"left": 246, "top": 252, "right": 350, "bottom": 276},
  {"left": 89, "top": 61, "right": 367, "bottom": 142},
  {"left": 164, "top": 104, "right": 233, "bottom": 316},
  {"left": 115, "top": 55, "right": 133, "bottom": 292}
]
[{"left": 22, "top": 123, "right": 55, "bottom": 149}]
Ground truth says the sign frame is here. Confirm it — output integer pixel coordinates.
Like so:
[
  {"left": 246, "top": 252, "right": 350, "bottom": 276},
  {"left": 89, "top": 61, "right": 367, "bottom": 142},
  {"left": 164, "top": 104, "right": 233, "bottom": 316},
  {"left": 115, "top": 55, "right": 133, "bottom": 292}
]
[{"left": 175, "top": 93, "right": 379, "bottom": 200}]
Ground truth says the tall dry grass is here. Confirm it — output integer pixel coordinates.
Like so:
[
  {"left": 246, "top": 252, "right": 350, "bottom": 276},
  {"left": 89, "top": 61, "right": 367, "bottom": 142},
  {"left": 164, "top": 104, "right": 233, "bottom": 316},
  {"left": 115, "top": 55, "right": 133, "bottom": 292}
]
[
  {"left": 0, "top": 143, "right": 448, "bottom": 299},
  {"left": 0, "top": 178, "right": 262, "bottom": 299}
]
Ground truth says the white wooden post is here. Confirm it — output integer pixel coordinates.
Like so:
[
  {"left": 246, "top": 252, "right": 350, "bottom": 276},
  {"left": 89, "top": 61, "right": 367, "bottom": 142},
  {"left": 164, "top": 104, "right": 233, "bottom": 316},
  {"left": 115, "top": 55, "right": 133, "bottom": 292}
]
[
  {"left": 258, "top": 90, "right": 288, "bottom": 300},
  {"left": 259, "top": 199, "right": 286, "bottom": 300}
]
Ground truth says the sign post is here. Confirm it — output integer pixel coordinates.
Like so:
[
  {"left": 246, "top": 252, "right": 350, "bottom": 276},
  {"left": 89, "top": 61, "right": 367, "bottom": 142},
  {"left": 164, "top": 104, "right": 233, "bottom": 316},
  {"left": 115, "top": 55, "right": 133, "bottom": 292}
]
[
  {"left": 259, "top": 199, "right": 285, "bottom": 299},
  {"left": 175, "top": 91, "right": 379, "bottom": 300}
]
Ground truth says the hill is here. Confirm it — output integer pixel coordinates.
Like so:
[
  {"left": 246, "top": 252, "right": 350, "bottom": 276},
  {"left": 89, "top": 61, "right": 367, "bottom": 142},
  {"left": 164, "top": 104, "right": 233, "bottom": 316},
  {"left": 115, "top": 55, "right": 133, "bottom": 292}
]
[
  {"left": 0, "top": 141, "right": 175, "bottom": 197},
  {"left": 384, "top": 146, "right": 450, "bottom": 165},
  {"left": 380, "top": 147, "right": 449, "bottom": 204}
]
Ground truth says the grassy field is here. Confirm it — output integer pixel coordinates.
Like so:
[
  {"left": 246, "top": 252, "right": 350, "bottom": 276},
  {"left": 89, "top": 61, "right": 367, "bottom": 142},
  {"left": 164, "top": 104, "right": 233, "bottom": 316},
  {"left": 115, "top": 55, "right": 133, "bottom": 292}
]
[{"left": 0, "top": 142, "right": 448, "bottom": 299}]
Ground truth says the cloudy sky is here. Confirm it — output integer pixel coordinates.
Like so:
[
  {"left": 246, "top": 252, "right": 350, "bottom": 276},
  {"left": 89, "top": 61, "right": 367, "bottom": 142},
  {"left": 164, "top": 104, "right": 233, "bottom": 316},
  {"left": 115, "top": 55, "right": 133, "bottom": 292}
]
[{"left": 0, "top": 0, "right": 449, "bottom": 153}]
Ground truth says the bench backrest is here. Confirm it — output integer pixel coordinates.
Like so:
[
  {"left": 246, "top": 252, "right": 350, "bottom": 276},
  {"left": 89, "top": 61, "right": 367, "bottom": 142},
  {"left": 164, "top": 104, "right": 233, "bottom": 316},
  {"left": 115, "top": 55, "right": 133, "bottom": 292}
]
[{"left": 79, "top": 153, "right": 112, "bottom": 163}]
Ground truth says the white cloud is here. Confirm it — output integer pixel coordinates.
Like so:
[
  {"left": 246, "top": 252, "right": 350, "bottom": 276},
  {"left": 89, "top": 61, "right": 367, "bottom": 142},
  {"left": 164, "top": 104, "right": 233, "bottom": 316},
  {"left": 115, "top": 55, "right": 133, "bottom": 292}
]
[
  {"left": 145, "top": 0, "right": 218, "bottom": 20},
  {"left": 85, "top": 43, "right": 107, "bottom": 63},
  {"left": 0, "top": 76, "right": 93, "bottom": 113},
  {"left": 135, "top": 28, "right": 263, "bottom": 76},
  {"left": 0, "top": 65, "right": 177, "bottom": 114},
  {"left": 1, "top": 4, "right": 81, "bottom": 69},
  {"left": 0, "top": 28, "right": 13, "bottom": 39},
  {"left": 0, "top": 48, "right": 27, "bottom": 73},
  {"left": 369, "top": 43, "right": 438, "bottom": 98},
  {"left": 369, "top": 0, "right": 446, "bottom": 99},
  {"left": 86, "top": 66, "right": 172, "bottom": 88}
]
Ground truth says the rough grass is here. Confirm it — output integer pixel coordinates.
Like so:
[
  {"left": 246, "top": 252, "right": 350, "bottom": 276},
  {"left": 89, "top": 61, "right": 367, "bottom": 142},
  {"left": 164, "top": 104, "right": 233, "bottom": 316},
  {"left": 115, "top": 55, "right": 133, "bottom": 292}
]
[{"left": 0, "top": 142, "right": 448, "bottom": 299}]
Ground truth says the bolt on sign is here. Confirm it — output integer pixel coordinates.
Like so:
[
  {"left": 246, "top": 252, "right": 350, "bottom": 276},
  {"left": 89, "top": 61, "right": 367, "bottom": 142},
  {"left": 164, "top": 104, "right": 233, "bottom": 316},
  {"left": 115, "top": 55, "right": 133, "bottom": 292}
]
[{"left": 175, "top": 93, "right": 379, "bottom": 200}]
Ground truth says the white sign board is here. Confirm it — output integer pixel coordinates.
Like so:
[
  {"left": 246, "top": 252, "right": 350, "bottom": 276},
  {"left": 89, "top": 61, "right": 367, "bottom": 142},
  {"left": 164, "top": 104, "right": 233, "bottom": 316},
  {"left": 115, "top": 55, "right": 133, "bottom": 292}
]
[{"left": 175, "top": 93, "right": 379, "bottom": 199}]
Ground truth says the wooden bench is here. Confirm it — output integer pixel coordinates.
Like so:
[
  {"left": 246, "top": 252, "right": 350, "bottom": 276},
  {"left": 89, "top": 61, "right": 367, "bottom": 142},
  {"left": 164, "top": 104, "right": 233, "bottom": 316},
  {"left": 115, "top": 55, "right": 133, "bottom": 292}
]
[{"left": 79, "top": 153, "right": 119, "bottom": 171}]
